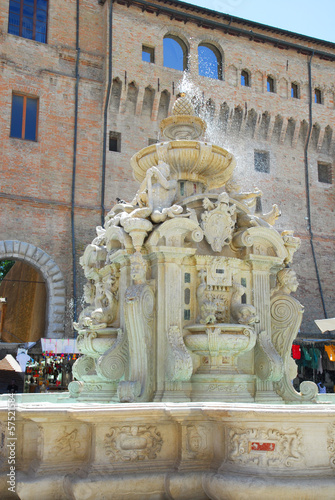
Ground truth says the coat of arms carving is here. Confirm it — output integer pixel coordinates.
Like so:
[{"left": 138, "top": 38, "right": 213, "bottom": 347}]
[{"left": 201, "top": 193, "right": 236, "bottom": 252}]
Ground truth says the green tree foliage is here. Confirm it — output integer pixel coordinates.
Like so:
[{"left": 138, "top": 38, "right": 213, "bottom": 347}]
[{"left": 0, "top": 260, "right": 15, "bottom": 283}]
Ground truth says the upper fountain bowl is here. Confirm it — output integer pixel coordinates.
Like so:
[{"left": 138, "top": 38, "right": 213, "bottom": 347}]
[{"left": 130, "top": 94, "right": 236, "bottom": 191}]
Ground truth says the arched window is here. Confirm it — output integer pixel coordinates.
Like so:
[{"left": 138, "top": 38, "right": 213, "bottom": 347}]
[
  {"left": 241, "top": 70, "right": 250, "bottom": 87},
  {"left": 163, "top": 35, "right": 188, "bottom": 71},
  {"left": 198, "top": 43, "right": 222, "bottom": 80},
  {"left": 267, "top": 76, "right": 275, "bottom": 93}
]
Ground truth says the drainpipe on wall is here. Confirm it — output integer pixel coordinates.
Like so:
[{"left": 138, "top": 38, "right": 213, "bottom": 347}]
[
  {"left": 304, "top": 52, "right": 328, "bottom": 319},
  {"left": 101, "top": 0, "right": 113, "bottom": 227},
  {"left": 71, "top": 0, "right": 80, "bottom": 324}
]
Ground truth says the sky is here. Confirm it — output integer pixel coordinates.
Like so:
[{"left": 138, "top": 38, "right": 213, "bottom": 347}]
[{"left": 184, "top": 0, "right": 335, "bottom": 44}]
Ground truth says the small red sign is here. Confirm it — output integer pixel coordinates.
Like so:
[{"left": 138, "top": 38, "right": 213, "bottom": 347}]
[{"left": 249, "top": 442, "right": 275, "bottom": 452}]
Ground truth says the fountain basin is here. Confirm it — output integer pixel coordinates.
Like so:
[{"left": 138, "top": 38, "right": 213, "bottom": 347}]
[
  {"left": 130, "top": 141, "right": 236, "bottom": 190},
  {"left": 184, "top": 323, "right": 256, "bottom": 358}
]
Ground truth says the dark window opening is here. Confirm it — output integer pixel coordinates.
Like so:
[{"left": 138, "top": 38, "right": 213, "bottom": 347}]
[
  {"left": 8, "top": 0, "right": 48, "bottom": 43},
  {"left": 241, "top": 278, "right": 247, "bottom": 304},
  {"left": 148, "top": 138, "right": 158, "bottom": 146},
  {"left": 315, "top": 88, "right": 322, "bottom": 104},
  {"left": 318, "top": 163, "right": 332, "bottom": 184},
  {"left": 109, "top": 131, "right": 121, "bottom": 152},
  {"left": 184, "top": 309, "right": 190, "bottom": 320},
  {"left": 254, "top": 151, "right": 270, "bottom": 173},
  {"left": 291, "top": 83, "right": 299, "bottom": 99},
  {"left": 241, "top": 70, "right": 250, "bottom": 87},
  {"left": 198, "top": 43, "right": 222, "bottom": 80},
  {"left": 184, "top": 288, "right": 190, "bottom": 305},
  {"left": 184, "top": 272, "right": 191, "bottom": 283},
  {"left": 163, "top": 35, "right": 188, "bottom": 71},
  {"left": 142, "top": 45, "right": 155, "bottom": 63},
  {"left": 180, "top": 181, "right": 185, "bottom": 196},
  {"left": 10, "top": 93, "right": 38, "bottom": 141},
  {"left": 267, "top": 76, "right": 275, "bottom": 93}
]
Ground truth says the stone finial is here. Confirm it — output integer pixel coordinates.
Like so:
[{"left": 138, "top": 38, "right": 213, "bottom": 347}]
[{"left": 172, "top": 93, "right": 195, "bottom": 116}]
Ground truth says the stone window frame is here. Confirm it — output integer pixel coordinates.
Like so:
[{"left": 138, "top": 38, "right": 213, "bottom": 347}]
[
  {"left": 109, "top": 131, "right": 121, "bottom": 152},
  {"left": 317, "top": 162, "right": 332, "bottom": 184},
  {"left": 0, "top": 241, "right": 66, "bottom": 339},
  {"left": 241, "top": 69, "right": 251, "bottom": 87},
  {"left": 142, "top": 45, "right": 155, "bottom": 64},
  {"left": 314, "top": 88, "right": 322, "bottom": 104},
  {"left": 197, "top": 42, "right": 223, "bottom": 81},
  {"left": 267, "top": 75, "right": 275, "bottom": 93},
  {"left": 8, "top": 0, "right": 48, "bottom": 44},
  {"left": 291, "top": 82, "right": 300, "bottom": 99},
  {"left": 10, "top": 92, "right": 39, "bottom": 141}
]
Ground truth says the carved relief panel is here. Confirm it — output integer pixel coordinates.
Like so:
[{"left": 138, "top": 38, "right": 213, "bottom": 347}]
[
  {"left": 44, "top": 424, "right": 90, "bottom": 465},
  {"left": 104, "top": 425, "right": 163, "bottom": 462},
  {"left": 227, "top": 426, "right": 304, "bottom": 468}
]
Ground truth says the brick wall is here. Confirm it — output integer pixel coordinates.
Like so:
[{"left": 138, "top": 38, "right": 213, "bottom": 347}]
[{"left": 0, "top": 0, "right": 334, "bottom": 335}]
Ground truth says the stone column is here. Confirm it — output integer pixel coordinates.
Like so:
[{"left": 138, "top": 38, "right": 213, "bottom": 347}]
[{"left": 250, "top": 256, "right": 283, "bottom": 402}]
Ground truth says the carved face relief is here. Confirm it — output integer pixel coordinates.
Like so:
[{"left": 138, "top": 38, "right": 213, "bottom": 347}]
[
  {"left": 186, "top": 425, "right": 208, "bottom": 459},
  {"left": 130, "top": 253, "right": 147, "bottom": 284},
  {"left": 277, "top": 269, "right": 299, "bottom": 294}
]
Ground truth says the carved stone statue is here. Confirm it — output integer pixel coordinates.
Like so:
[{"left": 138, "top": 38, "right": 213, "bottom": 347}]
[
  {"left": 73, "top": 282, "right": 95, "bottom": 331},
  {"left": 70, "top": 92, "right": 317, "bottom": 406},
  {"left": 86, "top": 264, "right": 120, "bottom": 329},
  {"left": 225, "top": 177, "right": 262, "bottom": 209},
  {"left": 230, "top": 282, "right": 259, "bottom": 325},
  {"left": 131, "top": 161, "right": 182, "bottom": 223},
  {"left": 271, "top": 268, "right": 299, "bottom": 296}
]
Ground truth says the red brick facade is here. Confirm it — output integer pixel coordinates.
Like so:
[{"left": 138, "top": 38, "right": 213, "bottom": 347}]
[{"left": 1, "top": 0, "right": 334, "bottom": 337}]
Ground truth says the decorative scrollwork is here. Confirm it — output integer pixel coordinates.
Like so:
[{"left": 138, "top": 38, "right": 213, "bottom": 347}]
[{"left": 72, "top": 355, "right": 95, "bottom": 381}]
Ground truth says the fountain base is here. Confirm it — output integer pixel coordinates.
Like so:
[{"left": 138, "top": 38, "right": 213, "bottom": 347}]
[{"left": 2, "top": 398, "right": 335, "bottom": 499}]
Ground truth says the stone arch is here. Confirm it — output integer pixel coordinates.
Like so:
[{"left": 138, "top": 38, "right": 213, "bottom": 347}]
[
  {"left": 321, "top": 125, "right": 332, "bottom": 155},
  {"left": 142, "top": 86, "right": 155, "bottom": 118},
  {"left": 227, "top": 64, "right": 238, "bottom": 87},
  {"left": 259, "top": 111, "right": 271, "bottom": 140},
  {"left": 205, "top": 98, "right": 215, "bottom": 122},
  {"left": 157, "top": 90, "right": 171, "bottom": 122},
  {"left": 231, "top": 106, "right": 243, "bottom": 135},
  {"left": 0, "top": 240, "right": 66, "bottom": 339},
  {"left": 254, "top": 70, "right": 263, "bottom": 93},
  {"left": 278, "top": 77, "right": 288, "bottom": 98},
  {"left": 218, "top": 102, "right": 229, "bottom": 134},
  {"left": 198, "top": 41, "right": 223, "bottom": 80},
  {"left": 272, "top": 115, "right": 283, "bottom": 144},
  {"left": 163, "top": 31, "right": 189, "bottom": 71},
  {"left": 284, "top": 117, "right": 296, "bottom": 147},
  {"left": 111, "top": 77, "right": 122, "bottom": 114},
  {"left": 310, "top": 122, "right": 321, "bottom": 150},
  {"left": 125, "top": 81, "right": 139, "bottom": 115},
  {"left": 298, "top": 119, "right": 308, "bottom": 148},
  {"left": 245, "top": 108, "right": 257, "bottom": 139}
]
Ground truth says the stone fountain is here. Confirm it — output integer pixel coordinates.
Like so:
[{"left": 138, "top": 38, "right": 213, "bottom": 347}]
[
  {"left": 69, "top": 93, "right": 317, "bottom": 406},
  {"left": 1, "top": 94, "right": 335, "bottom": 500}
]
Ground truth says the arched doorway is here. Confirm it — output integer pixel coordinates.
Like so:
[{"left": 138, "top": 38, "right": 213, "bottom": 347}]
[
  {"left": 0, "top": 260, "right": 46, "bottom": 343},
  {"left": 0, "top": 241, "right": 66, "bottom": 339}
]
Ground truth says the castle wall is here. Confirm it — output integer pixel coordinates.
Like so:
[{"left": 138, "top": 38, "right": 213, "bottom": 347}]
[{"left": 0, "top": 0, "right": 334, "bottom": 336}]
